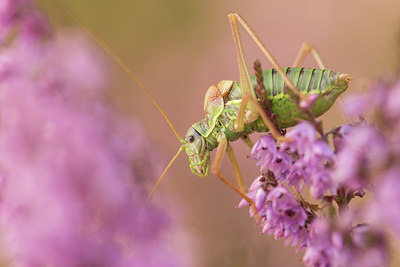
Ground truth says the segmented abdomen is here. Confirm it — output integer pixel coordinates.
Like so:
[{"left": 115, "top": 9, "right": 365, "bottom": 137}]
[
  {"left": 260, "top": 67, "right": 334, "bottom": 96},
  {"left": 223, "top": 67, "right": 344, "bottom": 132}
]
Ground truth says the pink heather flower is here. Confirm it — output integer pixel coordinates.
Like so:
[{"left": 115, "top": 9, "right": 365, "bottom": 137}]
[
  {"left": 237, "top": 174, "right": 277, "bottom": 216},
  {"left": 345, "top": 78, "right": 400, "bottom": 144},
  {"left": 343, "top": 82, "right": 387, "bottom": 118},
  {"left": 249, "top": 135, "right": 291, "bottom": 181},
  {"left": 0, "top": 5, "right": 184, "bottom": 267},
  {"left": 262, "top": 186, "right": 308, "bottom": 246},
  {"left": 281, "top": 122, "right": 336, "bottom": 198},
  {"left": 385, "top": 78, "right": 400, "bottom": 122},
  {"left": 302, "top": 218, "right": 339, "bottom": 267},
  {"left": 238, "top": 181, "right": 308, "bottom": 247},
  {"left": 378, "top": 79, "right": 400, "bottom": 151},
  {"left": 332, "top": 124, "right": 352, "bottom": 152},
  {"left": 345, "top": 78, "right": 400, "bottom": 125},
  {"left": 303, "top": 217, "right": 387, "bottom": 267},
  {"left": 370, "top": 167, "right": 400, "bottom": 240},
  {"left": 0, "top": 0, "right": 50, "bottom": 43},
  {"left": 342, "top": 224, "right": 388, "bottom": 267},
  {"left": 0, "top": 0, "right": 31, "bottom": 27},
  {"left": 19, "top": 9, "right": 51, "bottom": 42},
  {"left": 333, "top": 124, "right": 389, "bottom": 195},
  {"left": 249, "top": 123, "right": 336, "bottom": 199}
]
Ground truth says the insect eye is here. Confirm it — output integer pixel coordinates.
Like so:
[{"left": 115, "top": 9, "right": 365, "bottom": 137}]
[{"left": 188, "top": 135, "right": 195, "bottom": 143}]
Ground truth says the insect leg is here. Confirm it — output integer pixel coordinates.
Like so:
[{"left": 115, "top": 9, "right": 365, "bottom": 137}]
[
  {"left": 229, "top": 14, "right": 258, "bottom": 130},
  {"left": 228, "top": 13, "right": 307, "bottom": 103},
  {"left": 292, "top": 42, "right": 326, "bottom": 69},
  {"left": 226, "top": 143, "right": 246, "bottom": 193},
  {"left": 229, "top": 13, "right": 290, "bottom": 134},
  {"left": 211, "top": 135, "right": 260, "bottom": 219}
]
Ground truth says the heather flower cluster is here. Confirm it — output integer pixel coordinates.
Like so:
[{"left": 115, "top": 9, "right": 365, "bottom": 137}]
[
  {"left": 238, "top": 77, "right": 400, "bottom": 265},
  {"left": 0, "top": 1, "right": 187, "bottom": 266},
  {"left": 237, "top": 177, "right": 308, "bottom": 246},
  {"left": 250, "top": 122, "right": 336, "bottom": 199},
  {"left": 0, "top": 0, "right": 50, "bottom": 43},
  {"left": 303, "top": 216, "right": 387, "bottom": 267}
]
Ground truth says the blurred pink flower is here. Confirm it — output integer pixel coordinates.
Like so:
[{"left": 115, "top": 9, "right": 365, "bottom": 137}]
[
  {"left": 303, "top": 217, "right": 387, "bottom": 267},
  {"left": 332, "top": 124, "right": 352, "bottom": 152},
  {"left": 0, "top": 0, "right": 50, "bottom": 42},
  {"left": 370, "top": 167, "right": 400, "bottom": 240},
  {"left": 333, "top": 124, "right": 389, "bottom": 195},
  {"left": 302, "top": 218, "right": 338, "bottom": 267},
  {"left": 0, "top": 2, "right": 185, "bottom": 266}
]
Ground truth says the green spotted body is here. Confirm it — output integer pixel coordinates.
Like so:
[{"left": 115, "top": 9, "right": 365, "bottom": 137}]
[
  {"left": 217, "top": 67, "right": 348, "bottom": 142},
  {"left": 255, "top": 67, "right": 341, "bottom": 127},
  {"left": 186, "top": 67, "right": 350, "bottom": 176}
]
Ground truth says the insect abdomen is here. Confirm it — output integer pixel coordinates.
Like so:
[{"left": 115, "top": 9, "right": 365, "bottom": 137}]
[
  {"left": 250, "top": 67, "right": 346, "bottom": 128},
  {"left": 224, "top": 67, "right": 348, "bottom": 131},
  {"left": 261, "top": 67, "right": 333, "bottom": 97}
]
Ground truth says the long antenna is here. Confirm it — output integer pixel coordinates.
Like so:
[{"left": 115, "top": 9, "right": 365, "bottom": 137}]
[
  {"left": 149, "top": 145, "right": 186, "bottom": 200},
  {"left": 55, "top": 0, "right": 183, "bottom": 141}
]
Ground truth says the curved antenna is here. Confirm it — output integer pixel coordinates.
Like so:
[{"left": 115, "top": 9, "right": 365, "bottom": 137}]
[
  {"left": 149, "top": 145, "right": 186, "bottom": 200},
  {"left": 55, "top": 0, "right": 183, "bottom": 142}
]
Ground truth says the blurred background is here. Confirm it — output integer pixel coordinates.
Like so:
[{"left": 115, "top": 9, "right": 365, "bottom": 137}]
[{"left": 38, "top": 0, "right": 400, "bottom": 266}]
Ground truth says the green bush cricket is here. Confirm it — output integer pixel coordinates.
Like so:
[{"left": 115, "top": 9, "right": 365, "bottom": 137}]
[
  {"left": 152, "top": 14, "right": 350, "bottom": 210},
  {"left": 58, "top": 3, "right": 351, "bottom": 214}
]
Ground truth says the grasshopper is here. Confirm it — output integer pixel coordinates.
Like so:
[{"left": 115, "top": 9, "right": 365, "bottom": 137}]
[
  {"left": 59, "top": 3, "right": 351, "bottom": 212},
  {"left": 152, "top": 14, "right": 351, "bottom": 210}
]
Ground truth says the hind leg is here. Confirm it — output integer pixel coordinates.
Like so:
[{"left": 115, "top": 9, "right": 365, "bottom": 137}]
[{"left": 292, "top": 42, "right": 326, "bottom": 69}]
